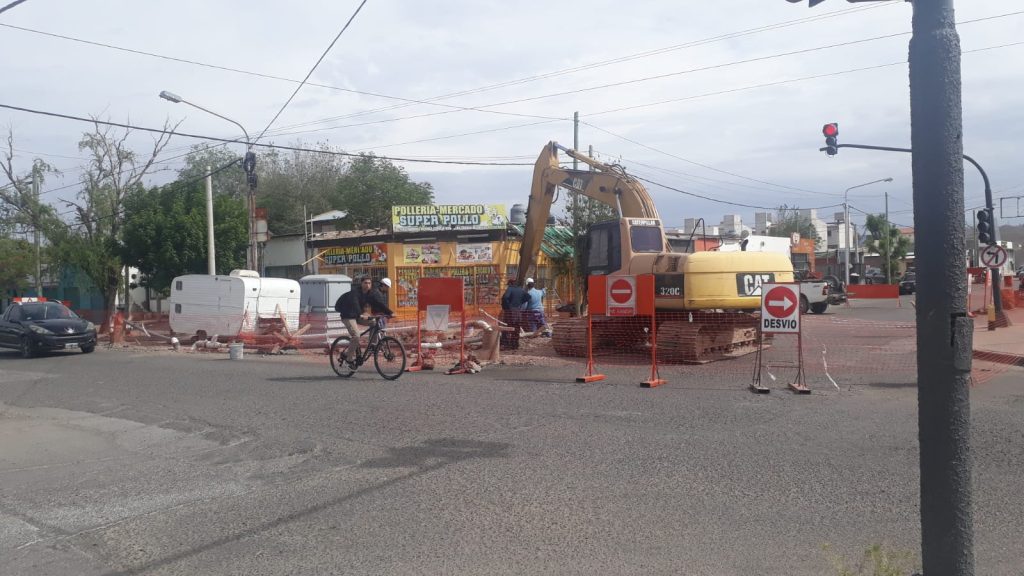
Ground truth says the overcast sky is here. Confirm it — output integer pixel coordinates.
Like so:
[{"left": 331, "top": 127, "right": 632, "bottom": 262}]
[{"left": 2, "top": 0, "right": 1023, "bottom": 233}]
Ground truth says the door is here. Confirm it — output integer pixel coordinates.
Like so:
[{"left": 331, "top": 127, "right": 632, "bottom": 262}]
[{"left": 0, "top": 306, "right": 21, "bottom": 346}]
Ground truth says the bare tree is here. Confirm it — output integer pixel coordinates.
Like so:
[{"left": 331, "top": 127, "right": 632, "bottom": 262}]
[
  {"left": 1, "top": 127, "right": 58, "bottom": 295},
  {"left": 48, "top": 118, "right": 178, "bottom": 329}
]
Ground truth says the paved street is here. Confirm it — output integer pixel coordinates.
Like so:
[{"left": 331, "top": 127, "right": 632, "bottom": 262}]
[{"left": 1, "top": 340, "right": 1022, "bottom": 576}]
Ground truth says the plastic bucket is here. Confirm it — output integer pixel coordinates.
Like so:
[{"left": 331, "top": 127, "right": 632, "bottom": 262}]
[{"left": 228, "top": 342, "right": 244, "bottom": 360}]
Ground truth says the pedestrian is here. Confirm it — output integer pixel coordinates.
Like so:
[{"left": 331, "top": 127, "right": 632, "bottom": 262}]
[
  {"left": 524, "top": 278, "right": 549, "bottom": 336},
  {"left": 334, "top": 276, "right": 374, "bottom": 368},
  {"left": 500, "top": 279, "right": 529, "bottom": 349}
]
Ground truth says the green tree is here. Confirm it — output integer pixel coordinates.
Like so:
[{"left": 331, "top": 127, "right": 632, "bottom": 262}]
[
  {"left": 864, "top": 213, "right": 911, "bottom": 283},
  {"left": 48, "top": 119, "right": 176, "bottom": 327},
  {"left": 177, "top": 145, "right": 248, "bottom": 200},
  {"left": 256, "top": 143, "right": 348, "bottom": 234},
  {"left": 0, "top": 236, "right": 34, "bottom": 293},
  {"left": 122, "top": 180, "right": 247, "bottom": 294},
  {"left": 2, "top": 129, "right": 60, "bottom": 295},
  {"left": 768, "top": 205, "right": 822, "bottom": 244},
  {"left": 331, "top": 154, "right": 434, "bottom": 229}
]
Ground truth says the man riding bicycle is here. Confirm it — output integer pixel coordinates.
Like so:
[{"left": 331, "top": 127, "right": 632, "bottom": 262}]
[{"left": 335, "top": 276, "right": 394, "bottom": 368}]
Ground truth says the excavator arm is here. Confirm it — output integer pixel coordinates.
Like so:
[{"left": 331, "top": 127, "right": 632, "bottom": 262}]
[{"left": 516, "top": 142, "right": 661, "bottom": 285}]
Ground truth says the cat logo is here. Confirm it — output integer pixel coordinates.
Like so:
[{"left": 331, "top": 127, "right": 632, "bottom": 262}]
[{"left": 736, "top": 273, "right": 775, "bottom": 296}]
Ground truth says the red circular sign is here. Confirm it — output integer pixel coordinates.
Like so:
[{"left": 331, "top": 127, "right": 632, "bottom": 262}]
[
  {"left": 609, "top": 278, "right": 634, "bottom": 304},
  {"left": 763, "top": 286, "right": 797, "bottom": 318}
]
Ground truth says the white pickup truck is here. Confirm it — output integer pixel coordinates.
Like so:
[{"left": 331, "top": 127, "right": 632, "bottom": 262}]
[{"left": 796, "top": 272, "right": 846, "bottom": 314}]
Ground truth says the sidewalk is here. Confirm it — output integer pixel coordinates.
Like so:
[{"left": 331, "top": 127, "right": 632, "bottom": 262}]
[{"left": 972, "top": 303, "right": 1024, "bottom": 366}]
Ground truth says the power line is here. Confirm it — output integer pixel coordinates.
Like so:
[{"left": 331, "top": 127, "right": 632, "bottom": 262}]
[
  {"left": 266, "top": 3, "right": 897, "bottom": 131},
  {"left": 635, "top": 174, "right": 842, "bottom": 211},
  {"left": 587, "top": 122, "right": 824, "bottom": 195},
  {"left": 263, "top": 9, "right": 1024, "bottom": 136},
  {"left": 0, "top": 103, "right": 536, "bottom": 166},
  {"left": 0, "top": 0, "right": 29, "bottom": 15},
  {"left": 254, "top": 0, "right": 369, "bottom": 143}
]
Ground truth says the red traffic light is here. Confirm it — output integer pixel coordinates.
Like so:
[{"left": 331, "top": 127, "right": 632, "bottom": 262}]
[{"left": 822, "top": 123, "right": 839, "bottom": 137}]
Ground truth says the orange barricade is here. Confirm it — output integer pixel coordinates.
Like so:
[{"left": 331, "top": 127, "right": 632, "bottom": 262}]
[
  {"left": 572, "top": 275, "right": 663, "bottom": 387},
  {"left": 846, "top": 284, "right": 899, "bottom": 299}
]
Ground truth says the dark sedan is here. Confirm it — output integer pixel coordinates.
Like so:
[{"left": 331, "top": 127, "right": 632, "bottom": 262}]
[
  {"left": 899, "top": 273, "right": 916, "bottom": 295},
  {"left": 0, "top": 299, "right": 97, "bottom": 358}
]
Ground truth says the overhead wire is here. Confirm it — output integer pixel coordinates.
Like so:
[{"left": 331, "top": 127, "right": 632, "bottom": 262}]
[
  {"left": 254, "top": 0, "right": 369, "bottom": 143},
  {"left": 634, "top": 174, "right": 842, "bottom": 212}
]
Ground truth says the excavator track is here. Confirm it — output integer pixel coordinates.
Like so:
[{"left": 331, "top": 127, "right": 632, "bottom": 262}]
[
  {"left": 656, "top": 316, "right": 761, "bottom": 364},
  {"left": 551, "top": 318, "right": 590, "bottom": 357}
]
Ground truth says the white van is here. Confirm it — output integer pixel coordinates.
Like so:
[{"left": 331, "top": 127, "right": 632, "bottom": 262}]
[{"left": 169, "top": 270, "right": 300, "bottom": 338}]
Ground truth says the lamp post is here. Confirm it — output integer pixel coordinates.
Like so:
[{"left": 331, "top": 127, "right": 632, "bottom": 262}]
[
  {"left": 159, "top": 91, "right": 257, "bottom": 271},
  {"left": 843, "top": 177, "right": 893, "bottom": 288}
]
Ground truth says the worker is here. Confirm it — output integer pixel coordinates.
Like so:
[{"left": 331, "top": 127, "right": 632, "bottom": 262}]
[
  {"left": 524, "top": 278, "right": 549, "bottom": 336},
  {"left": 365, "top": 277, "right": 395, "bottom": 326},
  {"left": 500, "top": 279, "right": 529, "bottom": 349}
]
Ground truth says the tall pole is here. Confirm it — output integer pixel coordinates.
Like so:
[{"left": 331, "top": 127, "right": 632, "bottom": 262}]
[
  {"left": 31, "top": 167, "right": 41, "bottom": 297},
  {"left": 885, "top": 191, "right": 890, "bottom": 284},
  {"left": 844, "top": 194, "right": 850, "bottom": 288},
  {"left": 910, "top": 1, "right": 974, "bottom": 574},
  {"left": 205, "top": 165, "right": 216, "bottom": 275},
  {"left": 573, "top": 111, "right": 579, "bottom": 170}
]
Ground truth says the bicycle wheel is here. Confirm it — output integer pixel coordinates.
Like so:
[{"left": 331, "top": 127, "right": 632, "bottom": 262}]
[
  {"left": 373, "top": 336, "right": 406, "bottom": 380},
  {"left": 330, "top": 335, "right": 357, "bottom": 378}
]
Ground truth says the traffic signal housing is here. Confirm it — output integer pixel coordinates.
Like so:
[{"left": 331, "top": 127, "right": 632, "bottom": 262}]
[
  {"left": 822, "top": 123, "right": 839, "bottom": 156},
  {"left": 976, "top": 209, "right": 994, "bottom": 245}
]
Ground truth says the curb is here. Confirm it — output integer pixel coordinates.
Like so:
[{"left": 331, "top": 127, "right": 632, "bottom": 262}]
[{"left": 972, "top": 348, "right": 1024, "bottom": 367}]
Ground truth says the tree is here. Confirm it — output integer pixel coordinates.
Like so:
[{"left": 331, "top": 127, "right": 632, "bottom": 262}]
[
  {"left": 1, "top": 128, "right": 59, "bottom": 295},
  {"left": 122, "top": 179, "right": 247, "bottom": 294},
  {"left": 256, "top": 143, "right": 348, "bottom": 234},
  {"left": 767, "top": 205, "right": 822, "bottom": 245},
  {"left": 864, "top": 213, "right": 911, "bottom": 283},
  {"left": 177, "top": 145, "right": 248, "bottom": 200},
  {"left": 0, "top": 236, "right": 34, "bottom": 294},
  {"left": 331, "top": 154, "right": 434, "bottom": 229},
  {"left": 48, "top": 119, "right": 177, "bottom": 327}
]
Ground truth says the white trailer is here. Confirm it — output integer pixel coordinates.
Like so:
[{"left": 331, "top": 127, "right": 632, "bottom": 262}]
[
  {"left": 169, "top": 270, "right": 300, "bottom": 338},
  {"left": 298, "top": 274, "right": 353, "bottom": 313}
]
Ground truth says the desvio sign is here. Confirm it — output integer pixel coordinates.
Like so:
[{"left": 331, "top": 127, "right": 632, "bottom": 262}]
[
  {"left": 760, "top": 283, "right": 801, "bottom": 334},
  {"left": 588, "top": 275, "right": 655, "bottom": 317}
]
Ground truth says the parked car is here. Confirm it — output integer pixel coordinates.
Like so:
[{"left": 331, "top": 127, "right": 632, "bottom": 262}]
[
  {"left": 863, "top": 271, "right": 888, "bottom": 285},
  {"left": 899, "top": 273, "right": 916, "bottom": 295},
  {"left": 0, "top": 298, "right": 97, "bottom": 358}
]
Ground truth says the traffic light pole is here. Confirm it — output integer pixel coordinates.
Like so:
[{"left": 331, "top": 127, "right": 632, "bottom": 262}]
[{"left": 825, "top": 143, "right": 1002, "bottom": 315}]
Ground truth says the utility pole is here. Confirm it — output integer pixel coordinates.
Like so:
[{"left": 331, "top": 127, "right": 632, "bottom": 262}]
[
  {"left": 885, "top": 191, "right": 890, "bottom": 284},
  {"left": 31, "top": 165, "right": 41, "bottom": 297},
  {"left": 910, "top": 1, "right": 974, "bottom": 574},
  {"left": 205, "top": 165, "right": 216, "bottom": 275}
]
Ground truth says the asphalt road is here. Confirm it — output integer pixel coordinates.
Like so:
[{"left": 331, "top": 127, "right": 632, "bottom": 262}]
[{"left": 1, "top": 338, "right": 1021, "bottom": 575}]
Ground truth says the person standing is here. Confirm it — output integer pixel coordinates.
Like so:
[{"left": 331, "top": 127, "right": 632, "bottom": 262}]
[
  {"left": 524, "top": 278, "right": 549, "bottom": 336},
  {"left": 500, "top": 279, "right": 529, "bottom": 349}
]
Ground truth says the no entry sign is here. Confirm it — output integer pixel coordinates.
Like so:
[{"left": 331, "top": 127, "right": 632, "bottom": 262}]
[
  {"left": 608, "top": 276, "right": 636, "bottom": 317},
  {"left": 761, "top": 283, "right": 800, "bottom": 334}
]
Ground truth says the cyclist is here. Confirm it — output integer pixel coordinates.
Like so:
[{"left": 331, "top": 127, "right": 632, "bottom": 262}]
[
  {"left": 365, "top": 277, "right": 394, "bottom": 323},
  {"left": 335, "top": 277, "right": 372, "bottom": 368}
]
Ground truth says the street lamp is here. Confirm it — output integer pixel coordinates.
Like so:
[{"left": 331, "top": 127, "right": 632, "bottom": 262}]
[
  {"left": 843, "top": 177, "right": 893, "bottom": 289},
  {"left": 159, "top": 90, "right": 258, "bottom": 272}
]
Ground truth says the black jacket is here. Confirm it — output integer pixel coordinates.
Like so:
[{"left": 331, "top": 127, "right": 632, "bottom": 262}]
[
  {"left": 501, "top": 285, "right": 529, "bottom": 311},
  {"left": 334, "top": 287, "right": 363, "bottom": 319},
  {"left": 363, "top": 287, "right": 394, "bottom": 316}
]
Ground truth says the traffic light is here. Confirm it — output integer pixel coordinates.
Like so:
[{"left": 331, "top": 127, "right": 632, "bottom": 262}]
[
  {"left": 822, "top": 123, "right": 839, "bottom": 156},
  {"left": 976, "top": 209, "right": 994, "bottom": 245}
]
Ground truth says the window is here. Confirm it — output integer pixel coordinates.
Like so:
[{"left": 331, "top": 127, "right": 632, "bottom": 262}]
[
  {"left": 175, "top": 280, "right": 183, "bottom": 291},
  {"left": 7, "top": 306, "right": 21, "bottom": 322},
  {"left": 630, "top": 226, "right": 663, "bottom": 253},
  {"left": 174, "top": 304, "right": 182, "bottom": 313}
]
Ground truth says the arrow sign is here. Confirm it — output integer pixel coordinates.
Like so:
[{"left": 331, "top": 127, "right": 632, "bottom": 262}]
[
  {"left": 980, "top": 244, "right": 1008, "bottom": 269},
  {"left": 761, "top": 283, "right": 801, "bottom": 334}
]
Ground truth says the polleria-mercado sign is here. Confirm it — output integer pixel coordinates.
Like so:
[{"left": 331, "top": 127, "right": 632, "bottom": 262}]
[{"left": 392, "top": 204, "right": 508, "bottom": 232}]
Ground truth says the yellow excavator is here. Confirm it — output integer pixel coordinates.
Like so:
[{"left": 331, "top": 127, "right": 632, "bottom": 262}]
[{"left": 516, "top": 142, "right": 794, "bottom": 363}]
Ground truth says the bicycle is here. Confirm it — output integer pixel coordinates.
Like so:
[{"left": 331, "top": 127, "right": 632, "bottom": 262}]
[{"left": 330, "top": 316, "right": 407, "bottom": 380}]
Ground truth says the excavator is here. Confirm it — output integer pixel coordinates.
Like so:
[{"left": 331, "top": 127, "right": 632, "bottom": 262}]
[{"left": 516, "top": 142, "right": 794, "bottom": 363}]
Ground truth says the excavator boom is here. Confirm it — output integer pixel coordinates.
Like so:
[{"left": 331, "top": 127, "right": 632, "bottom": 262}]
[{"left": 517, "top": 142, "right": 661, "bottom": 285}]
